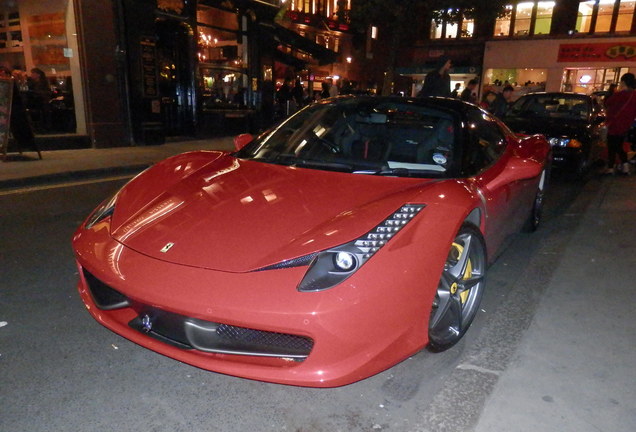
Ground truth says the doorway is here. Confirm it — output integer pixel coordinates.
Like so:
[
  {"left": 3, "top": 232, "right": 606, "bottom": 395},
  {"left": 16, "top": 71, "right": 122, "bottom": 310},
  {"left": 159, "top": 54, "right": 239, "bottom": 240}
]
[{"left": 155, "top": 19, "right": 195, "bottom": 136}]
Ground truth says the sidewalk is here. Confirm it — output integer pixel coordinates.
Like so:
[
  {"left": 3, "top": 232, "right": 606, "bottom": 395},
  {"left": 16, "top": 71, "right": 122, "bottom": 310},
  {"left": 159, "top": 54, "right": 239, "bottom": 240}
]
[
  {"left": 473, "top": 174, "right": 636, "bottom": 432},
  {"left": 0, "top": 137, "right": 235, "bottom": 189}
]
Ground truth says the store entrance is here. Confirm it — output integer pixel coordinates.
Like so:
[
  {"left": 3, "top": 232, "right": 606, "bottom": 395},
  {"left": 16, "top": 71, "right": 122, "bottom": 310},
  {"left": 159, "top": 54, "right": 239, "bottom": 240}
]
[{"left": 155, "top": 19, "right": 195, "bottom": 136}]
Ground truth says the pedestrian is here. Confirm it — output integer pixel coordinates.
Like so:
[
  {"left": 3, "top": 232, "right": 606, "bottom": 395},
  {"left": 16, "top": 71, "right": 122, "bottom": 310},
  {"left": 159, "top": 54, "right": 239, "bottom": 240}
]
[
  {"left": 292, "top": 80, "right": 305, "bottom": 108},
  {"left": 461, "top": 79, "right": 478, "bottom": 104},
  {"left": 489, "top": 85, "right": 514, "bottom": 118},
  {"left": 604, "top": 72, "right": 636, "bottom": 175},
  {"left": 479, "top": 91, "right": 497, "bottom": 112},
  {"left": 0, "top": 66, "right": 40, "bottom": 158},
  {"left": 319, "top": 81, "right": 330, "bottom": 99},
  {"left": 450, "top": 83, "right": 461, "bottom": 98},
  {"left": 417, "top": 56, "right": 452, "bottom": 98},
  {"left": 276, "top": 79, "right": 293, "bottom": 116}
]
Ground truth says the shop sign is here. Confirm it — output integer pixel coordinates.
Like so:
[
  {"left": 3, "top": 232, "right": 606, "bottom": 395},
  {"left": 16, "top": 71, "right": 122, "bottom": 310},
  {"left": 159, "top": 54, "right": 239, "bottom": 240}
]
[
  {"left": 141, "top": 37, "right": 159, "bottom": 98},
  {"left": 558, "top": 42, "right": 636, "bottom": 62}
]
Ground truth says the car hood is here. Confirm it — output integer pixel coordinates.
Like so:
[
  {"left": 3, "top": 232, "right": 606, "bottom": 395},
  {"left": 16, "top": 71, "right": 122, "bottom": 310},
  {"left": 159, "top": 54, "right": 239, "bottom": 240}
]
[
  {"left": 504, "top": 116, "right": 589, "bottom": 138},
  {"left": 110, "top": 153, "right": 434, "bottom": 272}
]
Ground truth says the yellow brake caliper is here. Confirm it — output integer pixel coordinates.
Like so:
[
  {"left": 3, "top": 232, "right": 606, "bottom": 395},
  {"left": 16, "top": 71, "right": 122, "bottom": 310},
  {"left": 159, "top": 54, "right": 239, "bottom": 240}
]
[{"left": 450, "top": 242, "right": 472, "bottom": 304}]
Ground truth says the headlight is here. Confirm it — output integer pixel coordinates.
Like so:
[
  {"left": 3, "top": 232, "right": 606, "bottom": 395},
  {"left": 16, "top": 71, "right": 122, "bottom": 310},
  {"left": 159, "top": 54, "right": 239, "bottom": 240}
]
[
  {"left": 84, "top": 193, "right": 118, "bottom": 229},
  {"left": 548, "top": 137, "right": 582, "bottom": 148},
  {"left": 297, "top": 204, "right": 425, "bottom": 292}
]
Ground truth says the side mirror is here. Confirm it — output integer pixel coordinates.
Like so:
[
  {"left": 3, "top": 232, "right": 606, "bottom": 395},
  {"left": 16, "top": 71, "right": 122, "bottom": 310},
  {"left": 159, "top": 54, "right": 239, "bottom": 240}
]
[{"left": 233, "top": 133, "right": 253, "bottom": 151}]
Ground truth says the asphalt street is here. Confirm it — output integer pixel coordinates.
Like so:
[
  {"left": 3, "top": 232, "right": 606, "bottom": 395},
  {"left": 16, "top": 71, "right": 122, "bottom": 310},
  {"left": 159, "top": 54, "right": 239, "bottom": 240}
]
[{"left": 0, "top": 142, "right": 635, "bottom": 431}]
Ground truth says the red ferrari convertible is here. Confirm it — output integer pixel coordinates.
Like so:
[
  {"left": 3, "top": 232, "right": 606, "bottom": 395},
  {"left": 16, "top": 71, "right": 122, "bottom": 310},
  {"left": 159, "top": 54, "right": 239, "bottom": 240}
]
[{"left": 73, "top": 96, "right": 550, "bottom": 387}]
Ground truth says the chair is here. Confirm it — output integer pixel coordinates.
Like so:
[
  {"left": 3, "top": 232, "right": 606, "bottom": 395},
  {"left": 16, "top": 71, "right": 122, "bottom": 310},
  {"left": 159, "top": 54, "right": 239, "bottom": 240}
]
[
  {"left": 350, "top": 137, "right": 391, "bottom": 162},
  {"left": 416, "top": 119, "right": 454, "bottom": 163}
]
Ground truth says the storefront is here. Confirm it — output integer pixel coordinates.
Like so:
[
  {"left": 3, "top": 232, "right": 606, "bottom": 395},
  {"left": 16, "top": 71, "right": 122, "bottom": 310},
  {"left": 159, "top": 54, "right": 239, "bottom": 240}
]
[
  {"left": 0, "top": 0, "right": 85, "bottom": 144},
  {"left": 118, "top": 0, "right": 336, "bottom": 144},
  {"left": 0, "top": 0, "right": 336, "bottom": 149},
  {"left": 483, "top": 37, "right": 636, "bottom": 98}
]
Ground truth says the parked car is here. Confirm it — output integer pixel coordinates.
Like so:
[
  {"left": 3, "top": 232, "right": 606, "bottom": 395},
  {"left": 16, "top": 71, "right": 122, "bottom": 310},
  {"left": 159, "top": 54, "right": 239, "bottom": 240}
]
[
  {"left": 502, "top": 92, "right": 605, "bottom": 177},
  {"left": 72, "top": 96, "right": 551, "bottom": 387}
]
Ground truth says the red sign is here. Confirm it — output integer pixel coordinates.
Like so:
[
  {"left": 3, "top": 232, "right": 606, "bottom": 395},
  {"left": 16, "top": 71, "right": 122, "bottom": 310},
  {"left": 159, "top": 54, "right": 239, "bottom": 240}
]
[{"left": 558, "top": 42, "right": 636, "bottom": 62}]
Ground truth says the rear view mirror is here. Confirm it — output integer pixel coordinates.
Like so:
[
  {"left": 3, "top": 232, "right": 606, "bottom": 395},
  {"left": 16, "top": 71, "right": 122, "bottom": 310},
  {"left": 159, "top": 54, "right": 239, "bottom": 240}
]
[{"left": 234, "top": 133, "right": 253, "bottom": 151}]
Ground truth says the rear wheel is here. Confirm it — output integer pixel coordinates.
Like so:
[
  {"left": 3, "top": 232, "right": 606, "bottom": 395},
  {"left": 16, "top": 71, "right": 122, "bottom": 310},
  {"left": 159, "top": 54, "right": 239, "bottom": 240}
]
[{"left": 428, "top": 224, "right": 486, "bottom": 351}]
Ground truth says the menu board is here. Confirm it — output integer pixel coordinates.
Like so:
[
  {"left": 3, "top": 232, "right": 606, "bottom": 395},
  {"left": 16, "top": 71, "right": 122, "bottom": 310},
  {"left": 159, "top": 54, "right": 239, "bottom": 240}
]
[
  {"left": 141, "top": 37, "right": 158, "bottom": 98},
  {"left": 0, "top": 78, "right": 13, "bottom": 160}
]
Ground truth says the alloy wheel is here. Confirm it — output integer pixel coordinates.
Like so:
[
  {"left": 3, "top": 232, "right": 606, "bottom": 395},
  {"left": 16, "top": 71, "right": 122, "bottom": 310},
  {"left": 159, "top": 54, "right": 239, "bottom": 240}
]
[{"left": 428, "top": 224, "right": 486, "bottom": 350}]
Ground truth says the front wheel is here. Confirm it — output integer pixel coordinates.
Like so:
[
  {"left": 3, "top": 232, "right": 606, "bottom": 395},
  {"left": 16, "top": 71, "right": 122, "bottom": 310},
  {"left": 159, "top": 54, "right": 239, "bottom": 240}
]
[{"left": 428, "top": 224, "right": 487, "bottom": 351}]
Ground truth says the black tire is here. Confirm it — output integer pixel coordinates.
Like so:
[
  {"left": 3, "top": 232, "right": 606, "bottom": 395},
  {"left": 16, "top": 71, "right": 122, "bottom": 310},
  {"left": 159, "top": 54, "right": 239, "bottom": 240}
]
[{"left": 428, "top": 223, "right": 486, "bottom": 351}]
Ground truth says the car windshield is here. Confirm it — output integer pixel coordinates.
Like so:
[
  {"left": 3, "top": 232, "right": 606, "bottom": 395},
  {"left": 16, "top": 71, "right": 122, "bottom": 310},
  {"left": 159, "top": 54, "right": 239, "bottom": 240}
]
[
  {"left": 507, "top": 94, "right": 590, "bottom": 120},
  {"left": 235, "top": 98, "right": 457, "bottom": 178}
]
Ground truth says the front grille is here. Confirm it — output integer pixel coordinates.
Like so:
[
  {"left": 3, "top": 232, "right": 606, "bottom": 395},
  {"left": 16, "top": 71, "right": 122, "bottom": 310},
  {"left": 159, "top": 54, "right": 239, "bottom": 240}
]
[
  {"left": 130, "top": 310, "right": 313, "bottom": 360},
  {"left": 215, "top": 323, "right": 314, "bottom": 356},
  {"left": 81, "top": 269, "right": 314, "bottom": 360},
  {"left": 82, "top": 269, "right": 130, "bottom": 310}
]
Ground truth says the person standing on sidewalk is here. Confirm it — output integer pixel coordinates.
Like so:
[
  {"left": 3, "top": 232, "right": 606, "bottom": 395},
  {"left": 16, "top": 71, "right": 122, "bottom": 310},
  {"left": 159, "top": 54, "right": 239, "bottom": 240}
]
[
  {"left": 604, "top": 72, "right": 636, "bottom": 175},
  {"left": 417, "top": 57, "right": 452, "bottom": 98}
]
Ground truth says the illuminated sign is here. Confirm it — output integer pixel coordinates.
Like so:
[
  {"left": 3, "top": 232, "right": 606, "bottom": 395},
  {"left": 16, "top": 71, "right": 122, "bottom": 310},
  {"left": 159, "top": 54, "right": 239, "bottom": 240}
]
[{"left": 558, "top": 42, "right": 636, "bottom": 62}]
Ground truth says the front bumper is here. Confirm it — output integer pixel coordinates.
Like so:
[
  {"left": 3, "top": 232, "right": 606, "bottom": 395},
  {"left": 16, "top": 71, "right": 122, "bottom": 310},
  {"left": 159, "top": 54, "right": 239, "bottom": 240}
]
[{"left": 72, "top": 226, "right": 442, "bottom": 387}]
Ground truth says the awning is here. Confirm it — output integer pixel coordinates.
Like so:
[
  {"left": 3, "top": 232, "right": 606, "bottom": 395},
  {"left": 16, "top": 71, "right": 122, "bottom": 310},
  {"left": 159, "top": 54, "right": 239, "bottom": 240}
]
[
  {"left": 259, "top": 22, "right": 338, "bottom": 66},
  {"left": 272, "top": 49, "right": 307, "bottom": 69},
  {"left": 396, "top": 66, "right": 481, "bottom": 76}
]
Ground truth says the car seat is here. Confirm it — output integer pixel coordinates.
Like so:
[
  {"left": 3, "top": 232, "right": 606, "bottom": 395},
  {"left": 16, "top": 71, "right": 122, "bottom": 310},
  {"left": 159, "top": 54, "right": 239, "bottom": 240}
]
[{"left": 416, "top": 119, "right": 454, "bottom": 163}]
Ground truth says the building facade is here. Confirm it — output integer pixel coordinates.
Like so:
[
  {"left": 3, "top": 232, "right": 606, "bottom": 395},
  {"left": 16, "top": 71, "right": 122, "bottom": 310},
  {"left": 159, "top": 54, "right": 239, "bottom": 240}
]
[
  {"left": 397, "top": 0, "right": 636, "bottom": 99},
  {"left": 0, "top": 0, "right": 350, "bottom": 149}
]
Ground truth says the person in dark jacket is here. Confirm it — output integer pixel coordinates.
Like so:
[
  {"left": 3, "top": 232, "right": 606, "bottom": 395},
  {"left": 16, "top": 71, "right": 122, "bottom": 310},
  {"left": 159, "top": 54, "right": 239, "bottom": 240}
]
[
  {"left": 489, "top": 85, "right": 514, "bottom": 118},
  {"left": 0, "top": 66, "right": 40, "bottom": 159},
  {"left": 460, "top": 79, "right": 478, "bottom": 104},
  {"left": 417, "top": 57, "right": 452, "bottom": 97},
  {"left": 604, "top": 73, "right": 636, "bottom": 174}
]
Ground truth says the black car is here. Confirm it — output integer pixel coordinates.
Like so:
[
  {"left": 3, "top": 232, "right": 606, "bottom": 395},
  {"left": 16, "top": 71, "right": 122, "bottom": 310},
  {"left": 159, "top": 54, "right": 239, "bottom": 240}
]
[{"left": 502, "top": 92, "right": 606, "bottom": 177}]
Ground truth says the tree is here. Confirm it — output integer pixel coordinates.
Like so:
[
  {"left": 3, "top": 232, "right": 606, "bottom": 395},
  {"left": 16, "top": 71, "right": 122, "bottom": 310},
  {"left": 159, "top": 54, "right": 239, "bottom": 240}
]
[{"left": 349, "top": 0, "right": 510, "bottom": 95}]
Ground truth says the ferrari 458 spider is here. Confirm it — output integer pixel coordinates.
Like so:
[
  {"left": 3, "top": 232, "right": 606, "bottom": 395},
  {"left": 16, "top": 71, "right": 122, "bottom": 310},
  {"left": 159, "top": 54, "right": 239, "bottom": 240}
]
[{"left": 73, "top": 96, "right": 551, "bottom": 387}]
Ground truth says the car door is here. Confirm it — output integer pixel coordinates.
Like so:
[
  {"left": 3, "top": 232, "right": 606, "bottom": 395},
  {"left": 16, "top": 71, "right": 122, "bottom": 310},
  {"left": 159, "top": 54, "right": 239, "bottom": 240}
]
[{"left": 461, "top": 108, "right": 527, "bottom": 256}]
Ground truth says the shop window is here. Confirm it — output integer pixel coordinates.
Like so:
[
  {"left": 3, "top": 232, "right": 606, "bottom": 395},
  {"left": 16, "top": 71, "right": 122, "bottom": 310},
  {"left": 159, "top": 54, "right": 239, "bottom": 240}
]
[
  {"left": 494, "top": 5, "right": 514, "bottom": 36},
  {"left": 197, "top": 5, "right": 247, "bottom": 110},
  {"left": 445, "top": 22, "right": 459, "bottom": 38},
  {"left": 461, "top": 17, "right": 475, "bottom": 37},
  {"left": 616, "top": 0, "right": 636, "bottom": 31},
  {"left": 514, "top": 2, "right": 534, "bottom": 36},
  {"left": 577, "top": 0, "right": 596, "bottom": 33},
  {"left": 197, "top": 6, "right": 241, "bottom": 64},
  {"left": 0, "top": 2, "right": 82, "bottom": 136},
  {"left": 562, "top": 67, "right": 629, "bottom": 93},
  {"left": 316, "top": 33, "right": 339, "bottom": 51},
  {"left": 485, "top": 68, "right": 547, "bottom": 92},
  {"left": 534, "top": 1, "right": 554, "bottom": 34},
  {"left": 595, "top": 1, "right": 614, "bottom": 32},
  {"left": 430, "top": 9, "right": 472, "bottom": 39},
  {"left": 199, "top": 67, "right": 248, "bottom": 110}
]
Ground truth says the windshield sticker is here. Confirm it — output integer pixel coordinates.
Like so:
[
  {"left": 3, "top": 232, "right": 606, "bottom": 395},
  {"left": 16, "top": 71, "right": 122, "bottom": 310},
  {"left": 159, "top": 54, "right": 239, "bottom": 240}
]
[
  {"left": 387, "top": 161, "right": 446, "bottom": 172},
  {"left": 432, "top": 153, "right": 447, "bottom": 165}
]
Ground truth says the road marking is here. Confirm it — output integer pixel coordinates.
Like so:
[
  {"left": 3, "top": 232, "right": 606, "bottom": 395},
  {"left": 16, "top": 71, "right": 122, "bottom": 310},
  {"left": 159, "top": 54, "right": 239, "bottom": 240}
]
[
  {"left": 456, "top": 363, "right": 502, "bottom": 376},
  {"left": 0, "top": 175, "right": 133, "bottom": 196}
]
